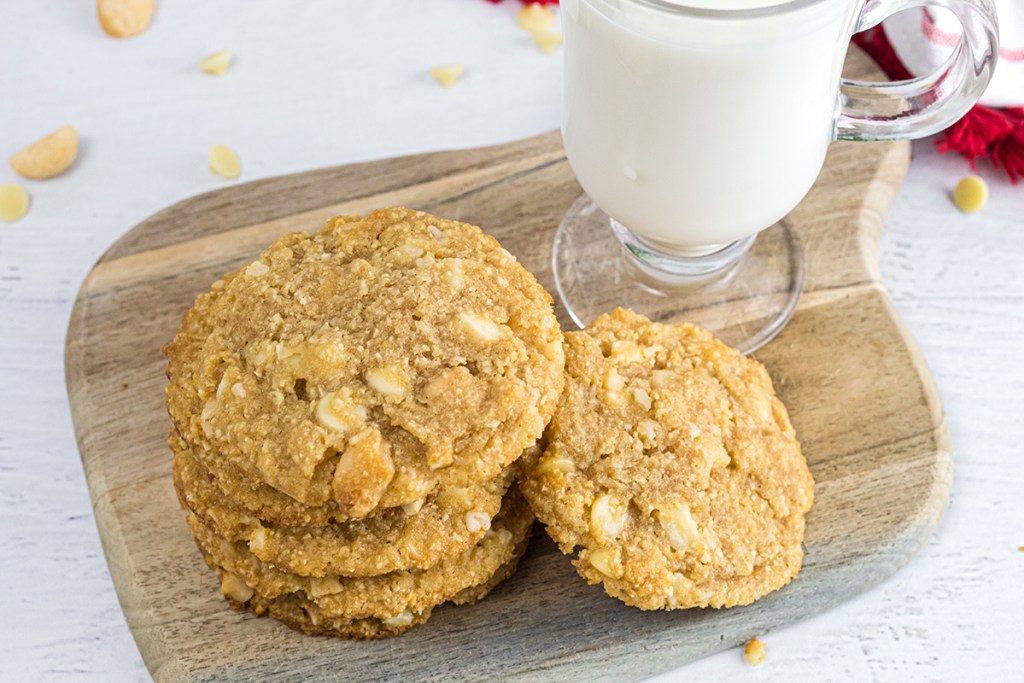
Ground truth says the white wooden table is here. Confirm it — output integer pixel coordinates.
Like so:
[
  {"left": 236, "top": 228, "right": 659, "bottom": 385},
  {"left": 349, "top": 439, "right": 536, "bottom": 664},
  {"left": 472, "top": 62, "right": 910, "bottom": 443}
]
[{"left": 1, "top": 1, "right": 1020, "bottom": 681}]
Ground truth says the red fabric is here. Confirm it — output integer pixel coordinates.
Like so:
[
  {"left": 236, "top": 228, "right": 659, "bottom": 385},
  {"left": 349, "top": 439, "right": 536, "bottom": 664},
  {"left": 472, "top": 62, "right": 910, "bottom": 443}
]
[
  {"left": 853, "top": 21, "right": 1024, "bottom": 182},
  {"left": 852, "top": 25, "right": 913, "bottom": 81}
]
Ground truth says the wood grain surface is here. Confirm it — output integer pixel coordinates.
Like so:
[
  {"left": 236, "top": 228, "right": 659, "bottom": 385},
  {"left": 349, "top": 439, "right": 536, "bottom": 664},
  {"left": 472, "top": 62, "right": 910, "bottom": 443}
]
[{"left": 64, "top": 48, "right": 950, "bottom": 682}]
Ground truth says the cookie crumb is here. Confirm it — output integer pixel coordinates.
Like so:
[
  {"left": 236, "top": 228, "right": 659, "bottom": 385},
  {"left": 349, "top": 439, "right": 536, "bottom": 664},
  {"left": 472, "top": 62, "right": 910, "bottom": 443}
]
[
  {"left": 430, "top": 64, "right": 465, "bottom": 88},
  {"left": 744, "top": 637, "right": 766, "bottom": 666},
  {"left": 199, "top": 49, "right": 233, "bottom": 76}
]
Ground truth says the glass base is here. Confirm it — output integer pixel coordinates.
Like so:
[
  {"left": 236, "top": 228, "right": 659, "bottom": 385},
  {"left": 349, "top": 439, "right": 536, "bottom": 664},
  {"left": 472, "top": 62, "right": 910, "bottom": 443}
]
[{"left": 552, "top": 195, "right": 805, "bottom": 354}]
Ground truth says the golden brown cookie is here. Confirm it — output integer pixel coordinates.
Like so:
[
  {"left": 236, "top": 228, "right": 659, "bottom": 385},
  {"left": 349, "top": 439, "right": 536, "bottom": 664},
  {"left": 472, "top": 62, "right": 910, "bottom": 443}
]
[
  {"left": 519, "top": 308, "right": 814, "bottom": 610},
  {"left": 174, "top": 441, "right": 515, "bottom": 577},
  {"left": 187, "top": 486, "right": 534, "bottom": 619},
  {"left": 165, "top": 208, "right": 564, "bottom": 519},
  {"left": 213, "top": 526, "right": 529, "bottom": 640}
]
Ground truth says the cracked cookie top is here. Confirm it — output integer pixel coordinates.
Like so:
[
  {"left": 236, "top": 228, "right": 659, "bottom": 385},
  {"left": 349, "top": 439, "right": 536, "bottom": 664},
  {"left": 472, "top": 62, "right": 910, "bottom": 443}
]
[{"left": 165, "top": 208, "right": 564, "bottom": 519}]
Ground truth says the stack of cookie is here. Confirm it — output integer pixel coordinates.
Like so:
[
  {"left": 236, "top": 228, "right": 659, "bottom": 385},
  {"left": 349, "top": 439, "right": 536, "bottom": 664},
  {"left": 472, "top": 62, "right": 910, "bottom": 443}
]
[{"left": 165, "top": 208, "right": 565, "bottom": 638}]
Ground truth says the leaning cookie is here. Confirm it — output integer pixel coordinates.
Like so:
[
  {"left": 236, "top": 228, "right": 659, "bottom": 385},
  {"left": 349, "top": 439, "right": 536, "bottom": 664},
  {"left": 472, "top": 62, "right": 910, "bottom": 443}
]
[
  {"left": 519, "top": 308, "right": 814, "bottom": 610},
  {"left": 173, "top": 443, "right": 515, "bottom": 578},
  {"left": 187, "top": 487, "right": 534, "bottom": 619},
  {"left": 165, "top": 208, "right": 565, "bottom": 518}
]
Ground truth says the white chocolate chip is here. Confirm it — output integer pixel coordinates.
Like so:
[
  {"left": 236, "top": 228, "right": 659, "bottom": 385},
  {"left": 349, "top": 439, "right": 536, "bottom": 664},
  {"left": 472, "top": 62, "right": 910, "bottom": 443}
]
[
  {"left": 383, "top": 609, "right": 414, "bottom": 627},
  {"left": 231, "top": 382, "right": 247, "bottom": 398},
  {"left": 590, "top": 494, "right": 629, "bottom": 541},
  {"left": 632, "top": 387, "right": 652, "bottom": 410},
  {"left": 219, "top": 573, "right": 254, "bottom": 603},
  {"left": 308, "top": 577, "right": 343, "bottom": 597},
  {"left": 533, "top": 454, "right": 576, "bottom": 476},
  {"left": 400, "top": 244, "right": 425, "bottom": 258},
  {"left": 244, "top": 261, "right": 270, "bottom": 277},
  {"left": 316, "top": 390, "right": 368, "bottom": 433},
  {"left": 332, "top": 428, "right": 395, "bottom": 517},
  {"left": 651, "top": 369, "right": 675, "bottom": 388},
  {"left": 604, "top": 367, "right": 624, "bottom": 391},
  {"left": 365, "top": 365, "right": 409, "bottom": 399},
  {"left": 402, "top": 499, "right": 425, "bottom": 515},
  {"left": 638, "top": 419, "right": 658, "bottom": 441},
  {"left": 427, "top": 225, "right": 443, "bottom": 238},
  {"left": 587, "top": 548, "right": 623, "bottom": 578},
  {"left": 215, "top": 375, "right": 230, "bottom": 400},
  {"left": 436, "top": 487, "right": 472, "bottom": 509},
  {"left": 657, "top": 503, "right": 701, "bottom": 553},
  {"left": 465, "top": 511, "right": 491, "bottom": 533},
  {"left": 459, "top": 312, "right": 502, "bottom": 343},
  {"left": 248, "top": 527, "right": 268, "bottom": 551}
]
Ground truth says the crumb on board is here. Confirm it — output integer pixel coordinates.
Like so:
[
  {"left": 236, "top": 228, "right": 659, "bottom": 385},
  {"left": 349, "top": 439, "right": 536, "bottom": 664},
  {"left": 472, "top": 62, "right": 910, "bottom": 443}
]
[{"left": 744, "top": 637, "right": 766, "bottom": 666}]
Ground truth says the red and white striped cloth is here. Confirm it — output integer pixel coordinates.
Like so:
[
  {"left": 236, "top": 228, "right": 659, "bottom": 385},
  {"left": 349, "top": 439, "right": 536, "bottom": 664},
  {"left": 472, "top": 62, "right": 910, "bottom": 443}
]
[{"left": 854, "top": 3, "right": 1024, "bottom": 181}]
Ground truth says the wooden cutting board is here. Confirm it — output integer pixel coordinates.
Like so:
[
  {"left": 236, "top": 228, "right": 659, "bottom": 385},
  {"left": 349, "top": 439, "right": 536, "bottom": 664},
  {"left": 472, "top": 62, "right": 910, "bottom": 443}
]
[{"left": 66, "top": 47, "right": 949, "bottom": 682}]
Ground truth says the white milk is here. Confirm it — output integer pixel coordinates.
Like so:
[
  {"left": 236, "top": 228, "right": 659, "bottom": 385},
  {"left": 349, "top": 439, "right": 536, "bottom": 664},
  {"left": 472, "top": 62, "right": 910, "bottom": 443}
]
[{"left": 561, "top": 0, "right": 862, "bottom": 252}]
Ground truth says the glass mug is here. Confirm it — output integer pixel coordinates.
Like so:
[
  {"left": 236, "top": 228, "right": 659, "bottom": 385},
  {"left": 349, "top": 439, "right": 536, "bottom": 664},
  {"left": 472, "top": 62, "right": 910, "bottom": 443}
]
[{"left": 553, "top": 0, "right": 998, "bottom": 352}]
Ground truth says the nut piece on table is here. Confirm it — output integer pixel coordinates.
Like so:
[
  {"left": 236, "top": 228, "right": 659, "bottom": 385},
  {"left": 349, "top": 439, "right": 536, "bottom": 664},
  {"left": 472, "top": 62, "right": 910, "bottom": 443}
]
[
  {"left": 430, "top": 64, "right": 465, "bottom": 89},
  {"left": 208, "top": 144, "right": 241, "bottom": 180},
  {"left": 199, "top": 49, "right": 233, "bottom": 76},
  {"left": 97, "top": 0, "right": 156, "bottom": 39},
  {"left": 532, "top": 31, "right": 563, "bottom": 56},
  {"left": 0, "top": 184, "right": 30, "bottom": 223},
  {"left": 332, "top": 428, "right": 395, "bottom": 517},
  {"left": 9, "top": 125, "right": 78, "bottom": 180}
]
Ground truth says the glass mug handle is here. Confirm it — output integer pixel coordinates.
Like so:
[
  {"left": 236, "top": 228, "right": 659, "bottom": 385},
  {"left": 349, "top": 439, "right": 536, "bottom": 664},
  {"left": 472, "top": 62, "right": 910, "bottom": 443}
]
[{"left": 836, "top": 0, "right": 999, "bottom": 141}]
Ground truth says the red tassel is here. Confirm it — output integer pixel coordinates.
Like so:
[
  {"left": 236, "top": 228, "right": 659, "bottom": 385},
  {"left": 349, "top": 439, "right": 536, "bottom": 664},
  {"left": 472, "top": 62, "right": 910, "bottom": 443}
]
[
  {"left": 990, "top": 108, "right": 1024, "bottom": 184},
  {"left": 852, "top": 25, "right": 913, "bottom": 81},
  {"left": 936, "top": 106, "right": 1014, "bottom": 166},
  {"left": 854, "top": 22, "right": 1022, "bottom": 183}
]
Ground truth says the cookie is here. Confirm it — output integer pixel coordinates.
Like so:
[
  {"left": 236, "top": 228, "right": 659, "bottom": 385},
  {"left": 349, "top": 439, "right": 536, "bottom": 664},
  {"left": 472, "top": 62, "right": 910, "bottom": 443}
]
[
  {"left": 173, "top": 440, "right": 515, "bottom": 577},
  {"left": 164, "top": 208, "right": 564, "bottom": 519},
  {"left": 519, "top": 308, "right": 814, "bottom": 610},
  {"left": 223, "top": 541, "right": 526, "bottom": 640},
  {"left": 187, "top": 486, "right": 534, "bottom": 619}
]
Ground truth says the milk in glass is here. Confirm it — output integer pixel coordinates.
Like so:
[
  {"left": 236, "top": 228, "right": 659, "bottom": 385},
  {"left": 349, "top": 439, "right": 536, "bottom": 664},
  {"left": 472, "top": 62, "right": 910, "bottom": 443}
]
[{"left": 561, "top": 0, "right": 861, "bottom": 252}]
